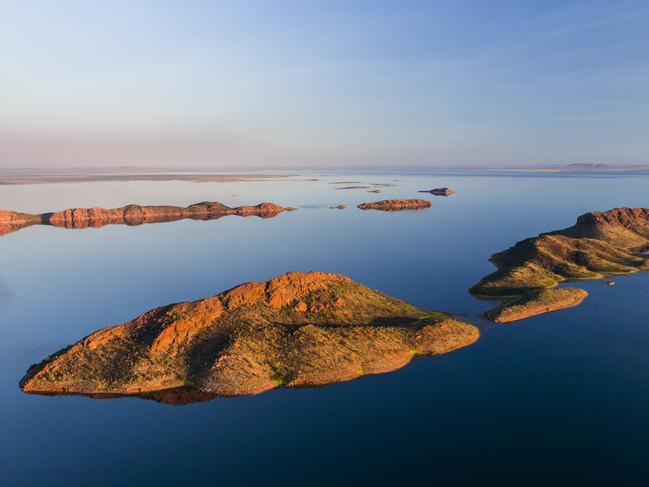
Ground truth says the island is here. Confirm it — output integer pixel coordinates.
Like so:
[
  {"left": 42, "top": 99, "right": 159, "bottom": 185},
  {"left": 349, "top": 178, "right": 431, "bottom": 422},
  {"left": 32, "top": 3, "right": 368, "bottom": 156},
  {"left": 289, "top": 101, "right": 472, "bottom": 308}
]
[
  {"left": 0, "top": 201, "right": 295, "bottom": 236},
  {"left": 471, "top": 207, "right": 649, "bottom": 322},
  {"left": 419, "top": 188, "right": 455, "bottom": 196},
  {"left": 357, "top": 199, "right": 432, "bottom": 211},
  {"left": 20, "top": 271, "right": 479, "bottom": 401}
]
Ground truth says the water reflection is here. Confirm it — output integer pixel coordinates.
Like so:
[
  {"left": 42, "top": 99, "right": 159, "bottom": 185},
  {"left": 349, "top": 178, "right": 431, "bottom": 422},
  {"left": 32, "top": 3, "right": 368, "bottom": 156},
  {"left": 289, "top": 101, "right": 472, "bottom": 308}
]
[{"left": 24, "top": 387, "right": 219, "bottom": 405}]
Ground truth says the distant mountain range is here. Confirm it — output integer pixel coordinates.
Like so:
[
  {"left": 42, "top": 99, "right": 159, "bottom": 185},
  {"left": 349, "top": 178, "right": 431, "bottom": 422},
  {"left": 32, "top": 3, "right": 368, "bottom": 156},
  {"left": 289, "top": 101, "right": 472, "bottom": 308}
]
[{"left": 488, "top": 163, "right": 649, "bottom": 173}]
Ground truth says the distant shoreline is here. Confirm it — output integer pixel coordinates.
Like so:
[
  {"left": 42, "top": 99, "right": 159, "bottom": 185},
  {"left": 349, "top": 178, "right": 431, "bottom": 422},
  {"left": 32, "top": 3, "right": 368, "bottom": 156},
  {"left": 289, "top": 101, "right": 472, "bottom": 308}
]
[
  {"left": 462, "top": 165, "right": 649, "bottom": 174},
  {"left": 0, "top": 170, "right": 303, "bottom": 185},
  {"left": 1, "top": 164, "right": 649, "bottom": 185}
]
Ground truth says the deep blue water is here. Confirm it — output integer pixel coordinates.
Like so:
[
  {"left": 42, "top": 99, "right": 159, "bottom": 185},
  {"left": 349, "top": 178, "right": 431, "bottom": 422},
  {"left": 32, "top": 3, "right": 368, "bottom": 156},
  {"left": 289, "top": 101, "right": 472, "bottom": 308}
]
[{"left": 1, "top": 173, "right": 648, "bottom": 486}]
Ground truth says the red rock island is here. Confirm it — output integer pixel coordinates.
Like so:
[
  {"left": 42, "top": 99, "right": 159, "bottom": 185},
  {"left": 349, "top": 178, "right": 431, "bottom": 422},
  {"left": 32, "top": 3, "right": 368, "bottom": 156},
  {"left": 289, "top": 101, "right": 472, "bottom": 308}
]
[
  {"left": 20, "top": 272, "right": 478, "bottom": 402},
  {"left": 357, "top": 199, "right": 431, "bottom": 211},
  {"left": 0, "top": 201, "right": 295, "bottom": 235}
]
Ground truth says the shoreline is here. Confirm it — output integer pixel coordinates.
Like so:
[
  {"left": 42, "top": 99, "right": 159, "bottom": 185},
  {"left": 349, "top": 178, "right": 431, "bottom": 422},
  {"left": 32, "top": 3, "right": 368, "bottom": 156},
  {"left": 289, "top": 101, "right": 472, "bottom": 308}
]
[{"left": 0, "top": 170, "right": 310, "bottom": 185}]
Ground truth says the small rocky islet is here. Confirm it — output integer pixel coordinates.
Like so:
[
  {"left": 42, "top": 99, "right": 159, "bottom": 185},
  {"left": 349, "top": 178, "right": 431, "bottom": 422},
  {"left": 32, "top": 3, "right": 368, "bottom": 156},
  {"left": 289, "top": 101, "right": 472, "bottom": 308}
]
[
  {"left": 472, "top": 207, "right": 649, "bottom": 322},
  {"left": 0, "top": 201, "right": 294, "bottom": 236},
  {"left": 419, "top": 188, "right": 455, "bottom": 196},
  {"left": 20, "top": 272, "right": 479, "bottom": 401},
  {"left": 357, "top": 199, "right": 432, "bottom": 211},
  {"left": 0, "top": 195, "right": 446, "bottom": 236}
]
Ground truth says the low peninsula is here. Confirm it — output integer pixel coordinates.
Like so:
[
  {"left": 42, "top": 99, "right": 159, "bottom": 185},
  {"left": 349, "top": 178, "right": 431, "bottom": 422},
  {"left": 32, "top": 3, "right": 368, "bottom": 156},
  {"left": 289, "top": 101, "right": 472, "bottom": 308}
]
[
  {"left": 0, "top": 201, "right": 294, "bottom": 236},
  {"left": 471, "top": 208, "right": 649, "bottom": 322},
  {"left": 357, "top": 199, "right": 431, "bottom": 211},
  {"left": 20, "top": 272, "right": 479, "bottom": 400}
]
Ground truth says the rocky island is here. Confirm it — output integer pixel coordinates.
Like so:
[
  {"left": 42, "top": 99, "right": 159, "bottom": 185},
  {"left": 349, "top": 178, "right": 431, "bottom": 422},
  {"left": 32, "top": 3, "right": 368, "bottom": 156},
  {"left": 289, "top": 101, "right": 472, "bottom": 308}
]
[
  {"left": 357, "top": 199, "right": 431, "bottom": 211},
  {"left": 471, "top": 207, "right": 649, "bottom": 322},
  {"left": 0, "top": 201, "right": 294, "bottom": 236},
  {"left": 20, "top": 272, "right": 479, "bottom": 400},
  {"left": 419, "top": 188, "right": 455, "bottom": 196}
]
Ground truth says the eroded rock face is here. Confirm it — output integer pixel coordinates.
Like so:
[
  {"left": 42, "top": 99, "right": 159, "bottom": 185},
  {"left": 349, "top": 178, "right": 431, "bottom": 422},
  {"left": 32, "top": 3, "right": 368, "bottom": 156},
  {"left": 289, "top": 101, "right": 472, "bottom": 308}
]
[
  {"left": 0, "top": 202, "right": 291, "bottom": 235},
  {"left": 20, "top": 272, "right": 478, "bottom": 401},
  {"left": 471, "top": 208, "right": 649, "bottom": 322},
  {"left": 357, "top": 199, "right": 431, "bottom": 211}
]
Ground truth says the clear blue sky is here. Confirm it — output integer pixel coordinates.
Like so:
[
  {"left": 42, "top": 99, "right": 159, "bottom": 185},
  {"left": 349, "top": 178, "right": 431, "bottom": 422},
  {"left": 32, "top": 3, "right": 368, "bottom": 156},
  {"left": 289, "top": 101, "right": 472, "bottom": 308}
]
[{"left": 1, "top": 0, "right": 648, "bottom": 168}]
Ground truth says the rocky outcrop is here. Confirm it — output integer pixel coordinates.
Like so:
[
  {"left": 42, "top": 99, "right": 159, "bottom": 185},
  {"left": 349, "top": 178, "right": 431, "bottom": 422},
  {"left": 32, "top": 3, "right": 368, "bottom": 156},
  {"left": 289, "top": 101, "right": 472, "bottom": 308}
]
[
  {"left": 20, "top": 272, "right": 479, "bottom": 402},
  {"left": 357, "top": 199, "right": 431, "bottom": 211},
  {"left": 486, "top": 288, "right": 589, "bottom": 323},
  {"left": 0, "top": 210, "right": 43, "bottom": 235},
  {"left": 329, "top": 205, "right": 347, "bottom": 209},
  {"left": 419, "top": 188, "right": 455, "bottom": 196},
  {"left": 471, "top": 208, "right": 649, "bottom": 322},
  {"left": 0, "top": 202, "right": 293, "bottom": 235}
]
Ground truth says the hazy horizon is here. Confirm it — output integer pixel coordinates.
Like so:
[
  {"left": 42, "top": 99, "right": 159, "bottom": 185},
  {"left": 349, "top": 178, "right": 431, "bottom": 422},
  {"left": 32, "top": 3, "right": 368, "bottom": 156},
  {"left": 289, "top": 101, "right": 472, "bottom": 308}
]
[{"left": 2, "top": 1, "right": 648, "bottom": 168}]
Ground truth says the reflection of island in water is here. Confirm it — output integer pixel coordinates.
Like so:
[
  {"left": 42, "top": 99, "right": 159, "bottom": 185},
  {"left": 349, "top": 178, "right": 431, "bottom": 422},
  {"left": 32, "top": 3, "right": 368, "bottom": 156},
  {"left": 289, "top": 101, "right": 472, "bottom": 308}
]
[
  {"left": 25, "top": 386, "right": 219, "bottom": 406},
  {"left": 471, "top": 207, "right": 649, "bottom": 323},
  {"left": 20, "top": 272, "right": 479, "bottom": 404},
  {"left": 0, "top": 201, "right": 295, "bottom": 236}
]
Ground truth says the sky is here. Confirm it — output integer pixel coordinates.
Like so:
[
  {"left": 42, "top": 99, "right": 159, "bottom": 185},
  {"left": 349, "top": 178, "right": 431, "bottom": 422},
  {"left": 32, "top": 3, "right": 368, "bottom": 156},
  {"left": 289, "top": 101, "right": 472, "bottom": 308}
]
[{"left": 1, "top": 0, "right": 648, "bottom": 169}]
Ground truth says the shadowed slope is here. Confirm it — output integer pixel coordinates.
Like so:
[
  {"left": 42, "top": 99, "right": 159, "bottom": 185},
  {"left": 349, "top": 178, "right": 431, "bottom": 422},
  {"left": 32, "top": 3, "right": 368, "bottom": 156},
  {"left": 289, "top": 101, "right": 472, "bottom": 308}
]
[
  {"left": 20, "top": 272, "right": 478, "bottom": 401},
  {"left": 472, "top": 208, "right": 649, "bottom": 322}
]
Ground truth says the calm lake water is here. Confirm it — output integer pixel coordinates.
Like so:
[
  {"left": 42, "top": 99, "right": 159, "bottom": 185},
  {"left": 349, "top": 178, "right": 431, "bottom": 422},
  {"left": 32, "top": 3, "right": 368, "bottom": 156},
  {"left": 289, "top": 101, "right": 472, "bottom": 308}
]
[{"left": 1, "top": 172, "right": 648, "bottom": 486}]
